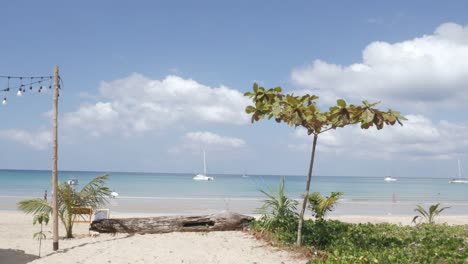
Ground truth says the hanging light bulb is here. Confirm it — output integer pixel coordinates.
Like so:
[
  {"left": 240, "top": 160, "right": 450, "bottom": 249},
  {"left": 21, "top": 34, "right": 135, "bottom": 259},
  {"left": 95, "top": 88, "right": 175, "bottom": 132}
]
[
  {"left": 2, "top": 97, "right": 6, "bottom": 105},
  {"left": 17, "top": 87, "right": 23, "bottom": 96}
]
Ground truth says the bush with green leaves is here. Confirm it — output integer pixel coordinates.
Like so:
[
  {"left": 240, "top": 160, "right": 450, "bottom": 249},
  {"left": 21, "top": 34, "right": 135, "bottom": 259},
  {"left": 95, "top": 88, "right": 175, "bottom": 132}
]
[
  {"left": 252, "top": 176, "right": 299, "bottom": 242},
  {"left": 307, "top": 192, "right": 343, "bottom": 221},
  {"left": 306, "top": 222, "right": 468, "bottom": 263},
  {"left": 412, "top": 203, "right": 450, "bottom": 225},
  {"left": 18, "top": 174, "right": 111, "bottom": 238}
]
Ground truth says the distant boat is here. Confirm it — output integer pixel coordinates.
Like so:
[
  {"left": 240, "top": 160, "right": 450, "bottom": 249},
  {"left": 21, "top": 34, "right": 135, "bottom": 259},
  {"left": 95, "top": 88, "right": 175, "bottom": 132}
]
[
  {"left": 67, "top": 179, "right": 79, "bottom": 185},
  {"left": 193, "top": 150, "right": 214, "bottom": 181},
  {"left": 110, "top": 191, "right": 119, "bottom": 198},
  {"left": 384, "top": 176, "right": 397, "bottom": 182},
  {"left": 449, "top": 159, "right": 468, "bottom": 184},
  {"left": 241, "top": 170, "right": 248, "bottom": 178}
]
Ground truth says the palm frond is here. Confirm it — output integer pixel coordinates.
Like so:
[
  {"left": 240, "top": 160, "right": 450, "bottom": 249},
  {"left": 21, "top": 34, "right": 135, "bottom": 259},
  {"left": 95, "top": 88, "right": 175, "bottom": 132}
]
[
  {"left": 18, "top": 199, "right": 52, "bottom": 215},
  {"left": 78, "top": 174, "right": 111, "bottom": 208}
]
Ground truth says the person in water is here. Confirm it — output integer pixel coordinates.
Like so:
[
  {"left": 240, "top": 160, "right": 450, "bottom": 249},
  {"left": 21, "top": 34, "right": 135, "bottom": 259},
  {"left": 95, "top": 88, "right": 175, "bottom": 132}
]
[{"left": 44, "top": 190, "right": 48, "bottom": 201}]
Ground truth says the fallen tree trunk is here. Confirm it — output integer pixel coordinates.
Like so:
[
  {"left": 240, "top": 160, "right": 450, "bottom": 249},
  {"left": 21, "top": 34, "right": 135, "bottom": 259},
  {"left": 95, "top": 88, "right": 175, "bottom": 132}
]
[{"left": 90, "top": 211, "right": 254, "bottom": 234}]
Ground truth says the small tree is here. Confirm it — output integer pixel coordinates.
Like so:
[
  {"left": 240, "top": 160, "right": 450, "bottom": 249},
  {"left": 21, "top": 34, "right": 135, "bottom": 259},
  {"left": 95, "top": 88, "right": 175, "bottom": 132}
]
[
  {"left": 257, "top": 177, "right": 298, "bottom": 232},
  {"left": 307, "top": 192, "right": 343, "bottom": 221},
  {"left": 33, "top": 212, "right": 49, "bottom": 257},
  {"left": 412, "top": 203, "right": 450, "bottom": 224},
  {"left": 245, "top": 84, "right": 406, "bottom": 245},
  {"left": 18, "top": 174, "right": 111, "bottom": 238}
]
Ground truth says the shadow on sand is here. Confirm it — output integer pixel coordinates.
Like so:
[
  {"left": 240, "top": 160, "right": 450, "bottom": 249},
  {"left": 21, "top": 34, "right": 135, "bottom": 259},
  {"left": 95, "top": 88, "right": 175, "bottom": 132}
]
[{"left": 0, "top": 248, "right": 39, "bottom": 264}]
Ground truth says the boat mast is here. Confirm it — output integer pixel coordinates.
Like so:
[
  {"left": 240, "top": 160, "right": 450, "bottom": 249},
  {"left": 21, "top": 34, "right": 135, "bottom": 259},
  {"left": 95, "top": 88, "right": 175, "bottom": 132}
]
[
  {"left": 203, "top": 150, "right": 207, "bottom": 176},
  {"left": 458, "top": 158, "right": 462, "bottom": 178}
]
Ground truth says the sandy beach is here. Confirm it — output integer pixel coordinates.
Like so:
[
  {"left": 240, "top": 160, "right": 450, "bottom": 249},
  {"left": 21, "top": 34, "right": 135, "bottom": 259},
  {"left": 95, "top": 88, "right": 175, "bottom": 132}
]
[
  {"left": 0, "top": 211, "right": 306, "bottom": 264},
  {"left": 1, "top": 211, "right": 467, "bottom": 264}
]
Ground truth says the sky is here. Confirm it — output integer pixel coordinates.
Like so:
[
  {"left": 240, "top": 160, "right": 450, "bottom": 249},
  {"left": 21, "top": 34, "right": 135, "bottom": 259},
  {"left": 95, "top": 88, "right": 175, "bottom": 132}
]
[{"left": 0, "top": 0, "right": 467, "bottom": 177}]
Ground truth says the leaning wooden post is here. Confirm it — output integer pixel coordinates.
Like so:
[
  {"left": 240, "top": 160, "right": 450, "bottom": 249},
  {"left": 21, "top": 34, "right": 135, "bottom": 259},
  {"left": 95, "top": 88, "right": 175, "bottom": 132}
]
[{"left": 52, "top": 66, "right": 59, "bottom": 250}]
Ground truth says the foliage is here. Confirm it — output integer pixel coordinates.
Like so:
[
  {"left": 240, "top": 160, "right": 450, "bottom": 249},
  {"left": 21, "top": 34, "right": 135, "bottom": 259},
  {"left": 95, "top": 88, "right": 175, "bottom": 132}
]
[
  {"left": 32, "top": 212, "right": 49, "bottom": 257},
  {"left": 244, "top": 84, "right": 406, "bottom": 134},
  {"left": 412, "top": 203, "right": 450, "bottom": 224},
  {"left": 244, "top": 83, "right": 406, "bottom": 245},
  {"left": 307, "top": 192, "right": 343, "bottom": 221},
  {"left": 252, "top": 177, "right": 299, "bottom": 243},
  {"left": 18, "top": 174, "right": 111, "bottom": 238},
  {"left": 252, "top": 218, "right": 468, "bottom": 263}
]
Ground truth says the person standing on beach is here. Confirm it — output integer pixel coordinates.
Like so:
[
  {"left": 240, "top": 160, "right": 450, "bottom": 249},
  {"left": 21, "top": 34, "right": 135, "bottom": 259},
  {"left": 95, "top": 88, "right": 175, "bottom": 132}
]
[{"left": 44, "top": 190, "right": 47, "bottom": 202}]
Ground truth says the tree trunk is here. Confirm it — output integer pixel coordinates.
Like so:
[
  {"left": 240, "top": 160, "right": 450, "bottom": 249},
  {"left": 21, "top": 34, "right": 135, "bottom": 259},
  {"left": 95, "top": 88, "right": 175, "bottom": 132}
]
[
  {"left": 296, "top": 134, "right": 318, "bottom": 246},
  {"left": 90, "top": 211, "right": 254, "bottom": 234}
]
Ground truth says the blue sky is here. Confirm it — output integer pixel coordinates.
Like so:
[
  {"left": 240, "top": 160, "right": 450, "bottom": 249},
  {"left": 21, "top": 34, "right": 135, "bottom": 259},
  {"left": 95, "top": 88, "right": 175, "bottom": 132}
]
[{"left": 1, "top": 1, "right": 467, "bottom": 177}]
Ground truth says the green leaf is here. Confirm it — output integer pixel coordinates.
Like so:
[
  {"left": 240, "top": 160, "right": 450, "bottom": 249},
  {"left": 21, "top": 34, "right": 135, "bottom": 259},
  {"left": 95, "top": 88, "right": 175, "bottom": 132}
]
[
  {"left": 337, "top": 99, "right": 346, "bottom": 108},
  {"left": 245, "top": 106, "right": 256, "bottom": 114},
  {"left": 253, "top": 83, "right": 258, "bottom": 92}
]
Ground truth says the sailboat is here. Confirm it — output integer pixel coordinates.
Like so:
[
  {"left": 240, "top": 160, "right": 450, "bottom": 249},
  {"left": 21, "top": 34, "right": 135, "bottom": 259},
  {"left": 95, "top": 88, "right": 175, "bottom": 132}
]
[
  {"left": 193, "top": 150, "right": 214, "bottom": 181},
  {"left": 449, "top": 159, "right": 468, "bottom": 184}
]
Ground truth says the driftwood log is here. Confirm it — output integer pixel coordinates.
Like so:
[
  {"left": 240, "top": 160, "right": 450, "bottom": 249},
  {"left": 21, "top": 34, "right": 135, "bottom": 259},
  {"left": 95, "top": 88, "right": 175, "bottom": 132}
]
[{"left": 90, "top": 211, "right": 254, "bottom": 234}]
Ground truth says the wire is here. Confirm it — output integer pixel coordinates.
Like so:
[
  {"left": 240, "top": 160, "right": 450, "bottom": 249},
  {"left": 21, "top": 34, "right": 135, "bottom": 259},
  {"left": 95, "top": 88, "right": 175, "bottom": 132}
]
[
  {"left": 0, "top": 75, "right": 53, "bottom": 79},
  {"left": 1, "top": 79, "right": 53, "bottom": 92}
]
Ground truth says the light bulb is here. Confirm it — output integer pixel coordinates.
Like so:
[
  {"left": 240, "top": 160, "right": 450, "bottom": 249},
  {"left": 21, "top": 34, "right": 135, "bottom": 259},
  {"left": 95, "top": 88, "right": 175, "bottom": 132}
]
[
  {"left": 2, "top": 97, "right": 6, "bottom": 105},
  {"left": 17, "top": 90, "right": 22, "bottom": 96}
]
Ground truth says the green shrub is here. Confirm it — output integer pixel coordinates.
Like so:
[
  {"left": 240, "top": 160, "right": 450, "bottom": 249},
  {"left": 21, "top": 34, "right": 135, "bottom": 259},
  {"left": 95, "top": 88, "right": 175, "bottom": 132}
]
[
  {"left": 251, "top": 176, "right": 299, "bottom": 243},
  {"left": 307, "top": 192, "right": 343, "bottom": 221}
]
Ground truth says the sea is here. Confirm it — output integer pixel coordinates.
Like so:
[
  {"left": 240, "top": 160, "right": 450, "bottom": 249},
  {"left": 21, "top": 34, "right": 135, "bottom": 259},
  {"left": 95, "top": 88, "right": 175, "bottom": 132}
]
[{"left": 1, "top": 170, "right": 467, "bottom": 216}]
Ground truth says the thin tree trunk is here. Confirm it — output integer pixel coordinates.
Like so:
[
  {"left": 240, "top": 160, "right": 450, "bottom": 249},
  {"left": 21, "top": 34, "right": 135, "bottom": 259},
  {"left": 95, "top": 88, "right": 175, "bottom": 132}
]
[
  {"left": 66, "top": 213, "right": 73, "bottom": 238},
  {"left": 38, "top": 224, "right": 42, "bottom": 257},
  {"left": 296, "top": 134, "right": 318, "bottom": 246}
]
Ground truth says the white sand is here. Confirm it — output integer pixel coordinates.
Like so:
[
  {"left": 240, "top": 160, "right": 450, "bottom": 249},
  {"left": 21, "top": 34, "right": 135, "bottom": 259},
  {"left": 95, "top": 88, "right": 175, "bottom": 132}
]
[
  {"left": 0, "top": 211, "right": 305, "bottom": 264},
  {"left": 1, "top": 211, "right": 467, "bottom": 264}
]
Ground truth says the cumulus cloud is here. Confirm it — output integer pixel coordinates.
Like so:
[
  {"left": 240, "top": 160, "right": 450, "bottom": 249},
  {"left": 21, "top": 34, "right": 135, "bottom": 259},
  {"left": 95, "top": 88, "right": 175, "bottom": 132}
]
[
  {"left": 0, "top": 129, "right": 51, "bottom": 150},
  {"left": 63, "top": 74, "right": 250, "bottom": 136},
  {"left": 185, "top": 131, "right": 246, "bottom": 148},
  {"left": 170, "top": 131, "right": 246, "bottom": 154},
  {"left": 291, "top": 22, "right": 468, "bottom": 110},
  {"left": 289, "top": 115, "right": 468, "bottom": 160}
]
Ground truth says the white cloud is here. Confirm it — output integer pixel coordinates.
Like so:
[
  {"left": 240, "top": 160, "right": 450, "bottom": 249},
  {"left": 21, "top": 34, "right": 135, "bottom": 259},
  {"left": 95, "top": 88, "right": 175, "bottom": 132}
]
[
  {"left": 0, "top": 129, "right": 51, "bottom": 150},
  {"left": 291, "top": 22, "right": 468, "bottom": 110},
  {"left": 64, "top": 74, "right": 250, "bottom": 136},
  {"left": 170, "top": 131, "right": 246, "bottom": 154},
  {"left": 185, "top": 131, "right": 246, "bottom": 148},
  {"left": 289, "top": 115, "right": 468, "bottom": 160}
]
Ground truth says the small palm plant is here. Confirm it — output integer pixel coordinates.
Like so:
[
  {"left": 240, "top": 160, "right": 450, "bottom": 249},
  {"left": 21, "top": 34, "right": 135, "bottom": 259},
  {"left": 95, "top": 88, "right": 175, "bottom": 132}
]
[
  {"left": 33, "top": 212, "right": 49, "bottom": 257},
  {"left": 18, "top": 174, "right": 111, "bottom": 238},
  {"left": 412, "top": 203, "right": 450, "bottom": 224},
  {"left": 307, "top": 192, "right": 343, "bottom": 221},
  {"left": 257, "top": 176, "right": 298, "bottom": 232}
]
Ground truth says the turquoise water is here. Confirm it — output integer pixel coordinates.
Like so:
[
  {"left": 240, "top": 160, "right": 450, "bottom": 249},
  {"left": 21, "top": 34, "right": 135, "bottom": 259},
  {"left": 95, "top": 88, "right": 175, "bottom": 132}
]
[{"left": 1, "top": 170, "right": 467, "bottom": 215}]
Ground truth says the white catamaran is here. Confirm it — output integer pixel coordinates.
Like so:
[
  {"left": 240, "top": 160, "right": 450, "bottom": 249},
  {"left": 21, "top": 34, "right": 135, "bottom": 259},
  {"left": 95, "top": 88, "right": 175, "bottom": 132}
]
[
  {"left": 449, "top": 159, "right": 468, "bottom": 184},
  {"left": 193, "top": 150, "right": 214, "bottom": 181}
]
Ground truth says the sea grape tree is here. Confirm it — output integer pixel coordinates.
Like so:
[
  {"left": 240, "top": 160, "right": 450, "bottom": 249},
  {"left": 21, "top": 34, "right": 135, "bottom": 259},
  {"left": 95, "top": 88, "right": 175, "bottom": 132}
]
[{"left": 244, "top": 83, "right": 406, "bottom": 246}]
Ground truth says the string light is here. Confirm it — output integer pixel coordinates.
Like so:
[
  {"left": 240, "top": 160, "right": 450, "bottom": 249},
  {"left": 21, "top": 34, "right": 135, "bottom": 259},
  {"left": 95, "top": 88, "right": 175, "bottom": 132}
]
[{"left": 1, "top": 75, "right": 58, "bottom": 105}]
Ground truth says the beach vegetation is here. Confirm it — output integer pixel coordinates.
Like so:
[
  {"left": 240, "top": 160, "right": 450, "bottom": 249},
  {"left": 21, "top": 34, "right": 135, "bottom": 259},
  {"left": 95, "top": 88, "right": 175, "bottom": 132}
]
[
  {"left": 18, "top": 174, "right": 111, "bottom": 238},
  {"left": 306, "top": 192, "right": 343, "bottom": 221},
  {"left": 245, "top": 84, "right": 406, "bottom": 245},
  {"left": 252, "top": 217, "right": 468, "bottom": 263},
  {"left": 412, "top": 203, "right": 450, "bottom": 225},
  {"left": 253, "top": 177, "right": 299, "bottom": 242},
  {"left": 32, "top": 212, "right": 49, "bottom": 257}
]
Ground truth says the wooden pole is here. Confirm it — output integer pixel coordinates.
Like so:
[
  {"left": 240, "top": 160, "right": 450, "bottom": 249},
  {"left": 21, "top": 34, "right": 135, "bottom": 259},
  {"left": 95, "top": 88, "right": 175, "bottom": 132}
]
[{"left": 52, "top": 66, "right": 59, "bottom": 250}]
